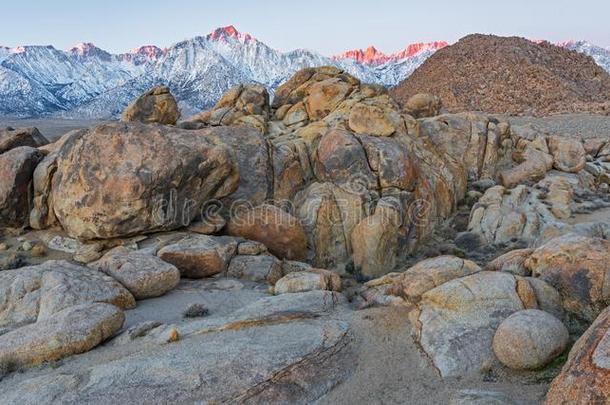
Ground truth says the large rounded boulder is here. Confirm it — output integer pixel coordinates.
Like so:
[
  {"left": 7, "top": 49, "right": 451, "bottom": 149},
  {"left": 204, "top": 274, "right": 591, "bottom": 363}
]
[
  {"left": 50, "top": 123, "right": 239, "bottom": 240},
  {"left": 121, "top": 86, "right": 180, "bottom": 125},
  {"left": 492, "top": 309, "right": 569, "bottom": 370}
]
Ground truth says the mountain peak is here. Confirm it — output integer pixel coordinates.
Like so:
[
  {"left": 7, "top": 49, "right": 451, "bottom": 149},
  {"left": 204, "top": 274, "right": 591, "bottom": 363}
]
[
  {"left": 334, "top": 41, "right": 448, "bottom": 65},
  {"left": 68, "top": 42, "right": 112, "bottom": 61},
  {"left": 207, "top": 25, "right": 254, "bottom": 42},
  {"left": 334, "top": 46, "right": 389, "bottom": 65},
  {"left": 130, "top": 45, "right": 164, "bottom": 58}
]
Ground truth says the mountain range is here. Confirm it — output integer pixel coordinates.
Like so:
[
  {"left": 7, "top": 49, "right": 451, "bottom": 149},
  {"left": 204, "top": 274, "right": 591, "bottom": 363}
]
[{"left": 0, "top": 26, "right": 608, "bottom": 119}]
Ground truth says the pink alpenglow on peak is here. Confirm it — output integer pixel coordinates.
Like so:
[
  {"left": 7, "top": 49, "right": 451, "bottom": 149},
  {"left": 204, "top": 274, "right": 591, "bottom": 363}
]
[
  {"left": 334, "top": 46, "right": 390, "bottom": 65},
  {"left": 334, "top": 41, "right": 448, "bottom": 65},
  {"left": 207, "top": 25, "right": 255, "bottom": 43},
  {"left": 130, "top": 45, "right": 165, "bottom": 59}
]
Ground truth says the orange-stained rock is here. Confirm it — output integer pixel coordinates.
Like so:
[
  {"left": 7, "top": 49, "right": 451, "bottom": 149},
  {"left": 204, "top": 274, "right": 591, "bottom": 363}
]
[
  {"left": 386, "top": 256, "right": 481, "bottom": 302},
  {"left": 157, "top": 235, "right": 238, "bottom": 279},
  {"left": 50, "top": 123, "right": 239, "bottom": 240},
  {"left": 545, "top": 306, "right": 610, "bottom": 405},
  {"left": 403, "top": 93, "right": 441, "bottom": 118},
  {"left": 0, "top": 127, "right": 48, "bottom": 154},
  {"left": 121, "top": 86, "right": 180, "bottom": 125},
  {"left": 526, "top": 233, "right": 610, "bottom": 332},
  {"left": 226, "top": 204, "right": 307, "bottom": 260},
  {"left": 548, "top": 135, "right": 586, "bottom": 173},
  {"left": 348, "top": 102, "right": 396, "bottom": 136},
  {"left": 314, "top": 128, "right": 376, "bottom": 193},
  {"left": 305, "top": 78, "right": 353, "bottom": 120}
]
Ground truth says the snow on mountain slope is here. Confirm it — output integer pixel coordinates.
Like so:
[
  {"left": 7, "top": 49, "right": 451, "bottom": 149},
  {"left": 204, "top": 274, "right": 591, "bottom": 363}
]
[
  {"left": 0, "top": 28, "right": 608, "bottom": 119},
  {"left": 561, "top": 41, "right": 610, "bottom": 73}
]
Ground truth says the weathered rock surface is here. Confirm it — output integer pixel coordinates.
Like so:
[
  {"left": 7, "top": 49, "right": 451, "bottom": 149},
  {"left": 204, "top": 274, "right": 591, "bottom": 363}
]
[
  {"left": 0, "top": 303, "right": 124, "bottom": 370},
  {"left": 486, "top": 248, "right": 534, "bottom": 275},
  {"left": 0, "top": 260, "right": 135, "bottom": 331},
  {"left": 0, "top": 146, "right": 44, "bottom": 228},
  {"left": 0, "top": 127, "right": 48, "bottom": 154},
  {"left": 121, "top": 86, "right": 180, "bottom": 125},
  {"left": 0, "top": 291, "right": 353, "bottom": 404},
  {"left": 419, "top": 113, "right": 512, "bottom": 182},
  {"left": 274, "top": 269, "right": 341, "bottom": 294},
  {"left": 526, "top": 233, "right": 610, "bottom": 332},
  {"left": 402, "top": 93, "right": 441, "bottom": 119},
  {"left": 50, "top": 123, "right": 239, "bottom": 240},
  {"left": 546, "top": 306, "right": 610, "bottom": 404},
  {"left": 226, "top": 204, "right": 307, "bottom": 260},
  {"left": 413, "top": 271, "right": 557, "bottom": 377},
  {"left": 226, "top": 254, "right": 283, "bottom": 284},
  {"left": 184, "top": 84, "right": 270, "bottom": 133},
  {"left": 365, "top": 256, "right": 482, "bottom": 305},
  {"left": 548, "top": 135, "right": 586, "bottom": 173},
  {"left": 467, "top": 180, "right": 574, "bottom": 245},
  {"left": 492, "top": 309, "right": 569, "bottom": 370},
  {"left": 157, "top": 235, "right": 238, "bottom": 278},
  {"left": 89, "top": 247, "right": 180, "bottom": 299}
]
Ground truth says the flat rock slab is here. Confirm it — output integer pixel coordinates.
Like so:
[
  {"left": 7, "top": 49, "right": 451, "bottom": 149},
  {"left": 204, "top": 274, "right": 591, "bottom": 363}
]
[{"left": 0, "top": 291, "right": 353, "bottom": 404}]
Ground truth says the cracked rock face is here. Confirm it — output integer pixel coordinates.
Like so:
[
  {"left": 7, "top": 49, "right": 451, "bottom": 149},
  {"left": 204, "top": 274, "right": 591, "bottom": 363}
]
[
  {"left": 0, "top": 260, "right": 135, "bottom": 332},
  {"left": 412, "top": 271, "right": 560, "bottom": 377},
  {"left": 50, "top": 123, "right": 239, "bottom": 240},
  {"left": 0, "top": 303, "right": 124, "bottom": 370},
  {"left": 0, "top": 146, "right": 45, "bottom": 228}
]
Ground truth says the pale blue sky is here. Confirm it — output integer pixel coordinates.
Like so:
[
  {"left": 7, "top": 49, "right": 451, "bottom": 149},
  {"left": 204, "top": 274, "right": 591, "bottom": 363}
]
[{"left": 1, "top": 0, "right": 608, "bottom": 54}]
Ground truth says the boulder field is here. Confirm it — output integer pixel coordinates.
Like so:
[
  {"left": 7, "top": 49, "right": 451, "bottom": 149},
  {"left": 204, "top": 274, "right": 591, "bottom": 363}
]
[{"left": 0, "top": 66, "right": 610, "bottom": 403}]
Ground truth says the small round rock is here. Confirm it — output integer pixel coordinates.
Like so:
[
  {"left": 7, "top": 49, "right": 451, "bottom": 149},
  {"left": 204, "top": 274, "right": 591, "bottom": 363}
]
[{"left": 492, "top": 309, "right": 569, "bottom": 370}]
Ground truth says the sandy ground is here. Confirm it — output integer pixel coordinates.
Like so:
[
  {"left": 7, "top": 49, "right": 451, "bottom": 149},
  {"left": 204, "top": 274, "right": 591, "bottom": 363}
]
[
  {"left": 507, "top": 114, "right": 610, "bottom": 139},
  {"left": 319, "top": 306, "right": 549, "bottom": 405}
]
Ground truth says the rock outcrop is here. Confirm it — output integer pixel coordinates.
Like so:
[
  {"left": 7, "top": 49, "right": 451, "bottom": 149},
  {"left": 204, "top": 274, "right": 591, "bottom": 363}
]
[
  {"left": 49, "top": 123, "right": 239, "bottom": 239},
  {"left": 526, "top": 233, "right": 610, "bottom": 332},
  {"left": 121, "top": 86, "right": 180, "bottom": 125},
  {"left": 0, "top": 127, "right": 48, "bottom": 154},
  {"left": 546, "top": 306, "right": 610, "bottom": 404},
  {"left": 0, "top": 146, "right": 44, "bottom": 228}
]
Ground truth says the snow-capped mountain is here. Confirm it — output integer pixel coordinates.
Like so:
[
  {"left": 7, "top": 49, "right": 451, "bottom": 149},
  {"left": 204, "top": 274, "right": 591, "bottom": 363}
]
[
  {"left": 0, "top": 27, "right": 608, "bottom": 118},
  {"left": 560, "top": 40, "right": 610, "bottom": 73},
  {"left": 0, "top": 26, "right": 451, "bottom": 118}
]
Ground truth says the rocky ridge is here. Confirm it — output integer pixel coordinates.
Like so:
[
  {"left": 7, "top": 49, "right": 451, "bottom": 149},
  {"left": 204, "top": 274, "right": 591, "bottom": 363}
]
[{"left": 392, "top": 34, "right": 610, "bottom": 116}]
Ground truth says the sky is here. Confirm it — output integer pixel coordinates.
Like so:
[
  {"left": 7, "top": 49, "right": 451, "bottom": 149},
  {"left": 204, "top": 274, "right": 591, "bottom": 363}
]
[{"left": 1, "top": 0, "right": 608, "bottom": 55}]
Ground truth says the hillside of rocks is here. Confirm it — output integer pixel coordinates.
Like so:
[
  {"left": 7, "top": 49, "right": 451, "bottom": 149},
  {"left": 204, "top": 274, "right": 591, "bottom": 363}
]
[
  {"left": 391, "top": 34, "right": 610, "bottom": 116},
  {"left": 1, "top": 67, "right": 610, "bottom": 403}
]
